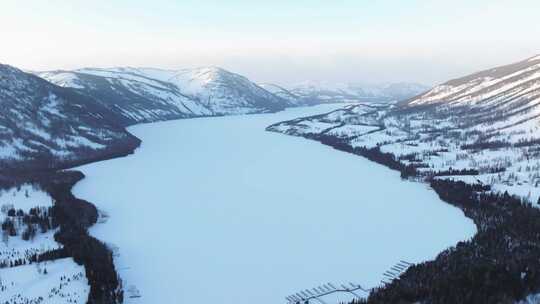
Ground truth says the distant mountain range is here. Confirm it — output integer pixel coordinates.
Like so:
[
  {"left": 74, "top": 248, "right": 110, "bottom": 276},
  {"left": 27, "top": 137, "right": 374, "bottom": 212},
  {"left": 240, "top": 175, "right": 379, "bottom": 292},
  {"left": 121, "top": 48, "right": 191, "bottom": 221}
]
[
  {"left": 39, "top": 68, "right": 428, "bottom": 121},
  {"left": 273, "top": 81, "right": 429, "bottom": 105}
]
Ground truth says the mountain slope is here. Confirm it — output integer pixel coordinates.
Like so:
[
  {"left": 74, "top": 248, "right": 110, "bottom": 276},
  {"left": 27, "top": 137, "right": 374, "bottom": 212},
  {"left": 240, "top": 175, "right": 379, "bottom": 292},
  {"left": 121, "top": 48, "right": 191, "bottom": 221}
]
[
  {"left": 399, "top": 54, "right": 540, "bottom": 146},
  {"left": 38, "top": 67, "right": 288, "bottom": 125},
  {"left": 38, "top": 68, "right": 205, "bottom": 125},
  {"left": 0, "top": 64, "right": 139, "bottom": 171},
  {"left": 407, "top": 54, "right": 540, "bottom": 108}
]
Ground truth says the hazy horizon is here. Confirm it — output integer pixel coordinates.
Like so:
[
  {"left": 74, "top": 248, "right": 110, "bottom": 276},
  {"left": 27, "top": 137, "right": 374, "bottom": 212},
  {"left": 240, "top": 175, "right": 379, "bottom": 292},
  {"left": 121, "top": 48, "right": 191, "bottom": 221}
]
[{"left": 2, "top": 0, "right": 540, "bottom": 86}]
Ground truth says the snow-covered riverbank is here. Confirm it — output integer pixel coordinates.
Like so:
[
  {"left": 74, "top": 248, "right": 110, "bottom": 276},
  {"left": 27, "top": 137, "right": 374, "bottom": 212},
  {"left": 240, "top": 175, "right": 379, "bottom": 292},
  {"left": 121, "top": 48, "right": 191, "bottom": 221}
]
[{"left": 72, "top": 105, "right": 476, "bottom": 304}]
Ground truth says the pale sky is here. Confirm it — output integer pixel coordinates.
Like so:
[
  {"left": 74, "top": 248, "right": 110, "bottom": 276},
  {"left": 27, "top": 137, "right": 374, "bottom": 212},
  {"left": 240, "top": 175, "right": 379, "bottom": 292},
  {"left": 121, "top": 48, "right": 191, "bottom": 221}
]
[{"left": 2, "top": 0, "right": 540, "bottom": 85}]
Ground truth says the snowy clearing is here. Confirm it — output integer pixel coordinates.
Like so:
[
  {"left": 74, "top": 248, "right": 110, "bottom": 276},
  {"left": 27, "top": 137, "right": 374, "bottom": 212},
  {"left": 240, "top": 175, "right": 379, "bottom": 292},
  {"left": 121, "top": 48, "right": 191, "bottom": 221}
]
[
  {"left": 0, "top": 184, "right": 53, "bottom": 221},
  {"left": 1, "top": 257, "right": 88, "bottom": 304}
]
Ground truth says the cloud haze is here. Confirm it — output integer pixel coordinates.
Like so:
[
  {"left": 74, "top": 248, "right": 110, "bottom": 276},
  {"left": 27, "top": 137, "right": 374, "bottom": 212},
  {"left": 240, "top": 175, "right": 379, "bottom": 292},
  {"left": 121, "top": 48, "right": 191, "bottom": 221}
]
[{"left": 2, "top": 0, "right": 540, "bottom": 85}]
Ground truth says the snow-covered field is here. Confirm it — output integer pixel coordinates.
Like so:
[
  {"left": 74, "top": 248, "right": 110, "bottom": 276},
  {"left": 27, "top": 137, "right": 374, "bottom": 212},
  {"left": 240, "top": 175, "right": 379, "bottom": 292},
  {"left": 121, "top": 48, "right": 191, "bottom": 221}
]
[
  {"left": 1, "top": 257, "right": 88, "bottom": 304},
  {"left": 0, "top": 185, "right": 87, "bottom": 304},
  {"left": 72, "top": 105, "right": 476, "bottom": 304}
]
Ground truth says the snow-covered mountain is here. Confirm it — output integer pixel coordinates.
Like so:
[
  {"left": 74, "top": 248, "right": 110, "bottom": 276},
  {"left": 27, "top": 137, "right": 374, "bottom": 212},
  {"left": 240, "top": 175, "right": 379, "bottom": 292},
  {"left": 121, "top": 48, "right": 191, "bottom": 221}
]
[
  {"left": 395, "top": 54, "right": 540, "bottom": 151},
  {"left": 38, "top": 67, "right": 288, "bottom": 125},
  {"left": 166, "top": 67, "right": 287, "bottom": 114},
  {"left": 0, "top": 64, "right": 139, "bottom": 171},
  {"left": 287, "top": 81, "right": 428, "bottom": 104}
]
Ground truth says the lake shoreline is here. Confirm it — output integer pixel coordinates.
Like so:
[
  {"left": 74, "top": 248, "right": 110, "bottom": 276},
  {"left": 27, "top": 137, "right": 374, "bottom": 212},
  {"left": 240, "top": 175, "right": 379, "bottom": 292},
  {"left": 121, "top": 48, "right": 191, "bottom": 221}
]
[
  {"left": 72, "top": 105, "right": 474, "bottom": 303},
  {"left": 263, "top": 128, "right": 540, "bottom": 303}
]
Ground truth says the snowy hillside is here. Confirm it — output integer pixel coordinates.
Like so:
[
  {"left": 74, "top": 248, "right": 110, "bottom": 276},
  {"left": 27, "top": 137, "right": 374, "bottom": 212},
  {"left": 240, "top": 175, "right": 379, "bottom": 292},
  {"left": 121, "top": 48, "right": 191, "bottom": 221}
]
[
  {"left": 0, "top": 64, "right": 140, "bottom": 171},
  {"left": 287, "top": 81, "right": 428, "bottom": 105},
  {"left": 38, "top": 67, "right": 288, "bottom": 125},
  {"left": 407, "top": 54, "right": 540, "bottom": 107},
  {"left": 269, "top": 54, "right": 540, "bottom": 205},
  {"left": 38, "top": 68, "right": 202, "bottom": 124}
]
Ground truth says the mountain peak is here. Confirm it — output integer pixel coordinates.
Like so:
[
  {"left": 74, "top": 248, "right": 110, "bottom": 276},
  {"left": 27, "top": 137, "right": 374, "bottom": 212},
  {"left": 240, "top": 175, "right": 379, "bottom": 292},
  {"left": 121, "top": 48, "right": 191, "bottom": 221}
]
[
  {"left": 192, "top": 66, "right": 227, "bottom": 74},
  {"left": 172, "top": 66, "right": 232, "bottom": 86}
]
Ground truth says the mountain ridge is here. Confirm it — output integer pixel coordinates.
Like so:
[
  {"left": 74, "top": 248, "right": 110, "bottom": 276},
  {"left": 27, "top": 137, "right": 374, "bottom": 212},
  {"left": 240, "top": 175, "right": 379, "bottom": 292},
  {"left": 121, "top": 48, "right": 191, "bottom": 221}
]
[{"left": 37, "top": 66, "right": 290, "bottom": 126}]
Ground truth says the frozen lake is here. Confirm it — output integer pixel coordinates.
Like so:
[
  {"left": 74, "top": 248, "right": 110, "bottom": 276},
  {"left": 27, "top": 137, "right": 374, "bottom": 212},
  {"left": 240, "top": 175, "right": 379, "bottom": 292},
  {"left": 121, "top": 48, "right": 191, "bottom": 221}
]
[{"left": 73, "top": 105, "right": 476, "bottom": 304}]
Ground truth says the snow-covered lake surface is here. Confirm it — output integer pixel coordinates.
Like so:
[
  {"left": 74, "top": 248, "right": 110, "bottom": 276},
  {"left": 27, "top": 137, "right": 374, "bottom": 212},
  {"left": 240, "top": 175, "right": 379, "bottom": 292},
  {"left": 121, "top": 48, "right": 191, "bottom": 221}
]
[{"left": 73, "top": 105, "right": 476, "bottom": 304}]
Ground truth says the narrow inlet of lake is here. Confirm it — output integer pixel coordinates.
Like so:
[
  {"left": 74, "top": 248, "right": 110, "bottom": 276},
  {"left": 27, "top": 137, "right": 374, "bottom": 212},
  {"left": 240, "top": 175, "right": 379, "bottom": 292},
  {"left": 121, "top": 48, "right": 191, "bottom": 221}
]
[{"left": 73, "top": 104, "right": 476, "bottom": 304}]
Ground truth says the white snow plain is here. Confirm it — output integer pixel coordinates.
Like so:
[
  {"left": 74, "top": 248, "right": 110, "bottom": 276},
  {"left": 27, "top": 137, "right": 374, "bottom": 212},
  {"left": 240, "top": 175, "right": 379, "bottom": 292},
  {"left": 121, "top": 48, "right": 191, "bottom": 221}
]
[
  {"left": 1, "top": 258, "right": 88, "bottom": 304},
  {"left": 73, "top": 105, "right": 476, "bottom": 304}
]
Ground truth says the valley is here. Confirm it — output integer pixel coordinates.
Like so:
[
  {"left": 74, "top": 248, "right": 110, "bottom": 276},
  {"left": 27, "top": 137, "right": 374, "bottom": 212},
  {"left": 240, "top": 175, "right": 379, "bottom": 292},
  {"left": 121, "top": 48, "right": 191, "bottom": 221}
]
[
  {"left": 1, "top": 54, "right": 540, "bottom": 303},
  {"left": 71, "top": 105, "right": 475, "bottom": 304}
]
